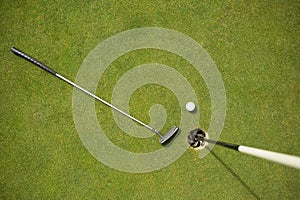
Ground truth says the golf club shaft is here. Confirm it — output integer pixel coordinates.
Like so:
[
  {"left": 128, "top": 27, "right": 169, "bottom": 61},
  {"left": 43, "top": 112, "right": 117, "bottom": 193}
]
[
  {"left": 11, "top": 47, "right": 162, "bottom": 137},
  {"left": 204, "top": 139, "right": 300, "bottom": 170}
]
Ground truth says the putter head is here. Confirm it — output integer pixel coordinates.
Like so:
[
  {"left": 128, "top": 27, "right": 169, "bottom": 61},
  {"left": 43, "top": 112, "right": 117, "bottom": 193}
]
[{"left": 159, "top": 126, "right": 179, "bottom": 144}]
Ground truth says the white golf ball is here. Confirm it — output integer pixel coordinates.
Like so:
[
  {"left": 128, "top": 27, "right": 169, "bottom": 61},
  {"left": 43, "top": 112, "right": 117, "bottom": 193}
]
[{"left": 186, "top": 102, "right": 196, "bottom": 112}]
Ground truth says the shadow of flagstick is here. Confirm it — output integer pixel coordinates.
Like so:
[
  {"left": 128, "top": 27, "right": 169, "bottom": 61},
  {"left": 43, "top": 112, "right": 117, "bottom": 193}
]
[{"left": 207, "top": 147, "right": 260, "bottom": 199}]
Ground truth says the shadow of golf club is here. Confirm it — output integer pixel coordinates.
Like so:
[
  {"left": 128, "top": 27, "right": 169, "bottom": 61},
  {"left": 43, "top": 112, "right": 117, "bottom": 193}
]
[{"left": 208, "top": 148, "right": 260, "bottom": 199}]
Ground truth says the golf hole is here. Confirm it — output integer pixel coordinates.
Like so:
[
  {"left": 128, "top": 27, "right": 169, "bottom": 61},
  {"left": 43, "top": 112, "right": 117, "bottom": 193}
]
[{"left": 194, "top": 132, "right": 209, "bottom": 151}]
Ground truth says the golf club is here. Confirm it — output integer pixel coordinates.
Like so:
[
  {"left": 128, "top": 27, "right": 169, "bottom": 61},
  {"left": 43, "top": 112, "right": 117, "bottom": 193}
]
[
  {"left": 11, "top": 47, "right": 179, "bottom": 144},
  {"left": 188, "top": 128, "right": 300, "bottom": 170}
]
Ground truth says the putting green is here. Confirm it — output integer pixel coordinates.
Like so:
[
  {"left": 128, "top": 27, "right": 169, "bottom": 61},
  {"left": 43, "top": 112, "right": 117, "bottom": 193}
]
[{"left": 1, "top": 1, "right": 299, "bottom": 199}]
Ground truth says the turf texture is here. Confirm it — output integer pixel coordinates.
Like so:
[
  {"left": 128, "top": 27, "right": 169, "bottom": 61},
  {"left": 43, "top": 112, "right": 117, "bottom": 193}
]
[{"left": 1, "top": 0, "right": 299, "bottom": 199}]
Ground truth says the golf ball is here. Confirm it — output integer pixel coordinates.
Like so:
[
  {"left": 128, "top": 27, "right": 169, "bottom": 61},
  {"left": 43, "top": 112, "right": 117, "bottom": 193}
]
[{"left": 186, "top": 102, "right": 196, "bottom": 112}]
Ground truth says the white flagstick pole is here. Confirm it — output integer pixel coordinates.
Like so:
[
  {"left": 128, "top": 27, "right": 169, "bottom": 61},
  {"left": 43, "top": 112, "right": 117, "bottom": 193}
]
[
  {"left": 204, "top": 139, "right": 300, "bottom": 170},
  {"left": 238, "top": 145, "right": 300, "bottom": 170}
]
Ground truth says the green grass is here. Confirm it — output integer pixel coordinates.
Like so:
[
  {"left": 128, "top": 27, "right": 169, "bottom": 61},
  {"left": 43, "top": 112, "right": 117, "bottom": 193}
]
[{"left": 1, "top": 0, "right": 299, "bottom": 199}]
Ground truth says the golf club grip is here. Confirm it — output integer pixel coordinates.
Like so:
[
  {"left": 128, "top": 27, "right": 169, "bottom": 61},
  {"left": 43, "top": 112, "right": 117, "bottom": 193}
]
[{"left": 11, "top": 47, "right": 57, "bottom": 75}]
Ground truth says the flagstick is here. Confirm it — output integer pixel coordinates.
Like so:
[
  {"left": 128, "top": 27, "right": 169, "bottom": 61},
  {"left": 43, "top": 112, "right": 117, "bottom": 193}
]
[{"left": 204, "top": 139, "right": 300, "bottom": 170}]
